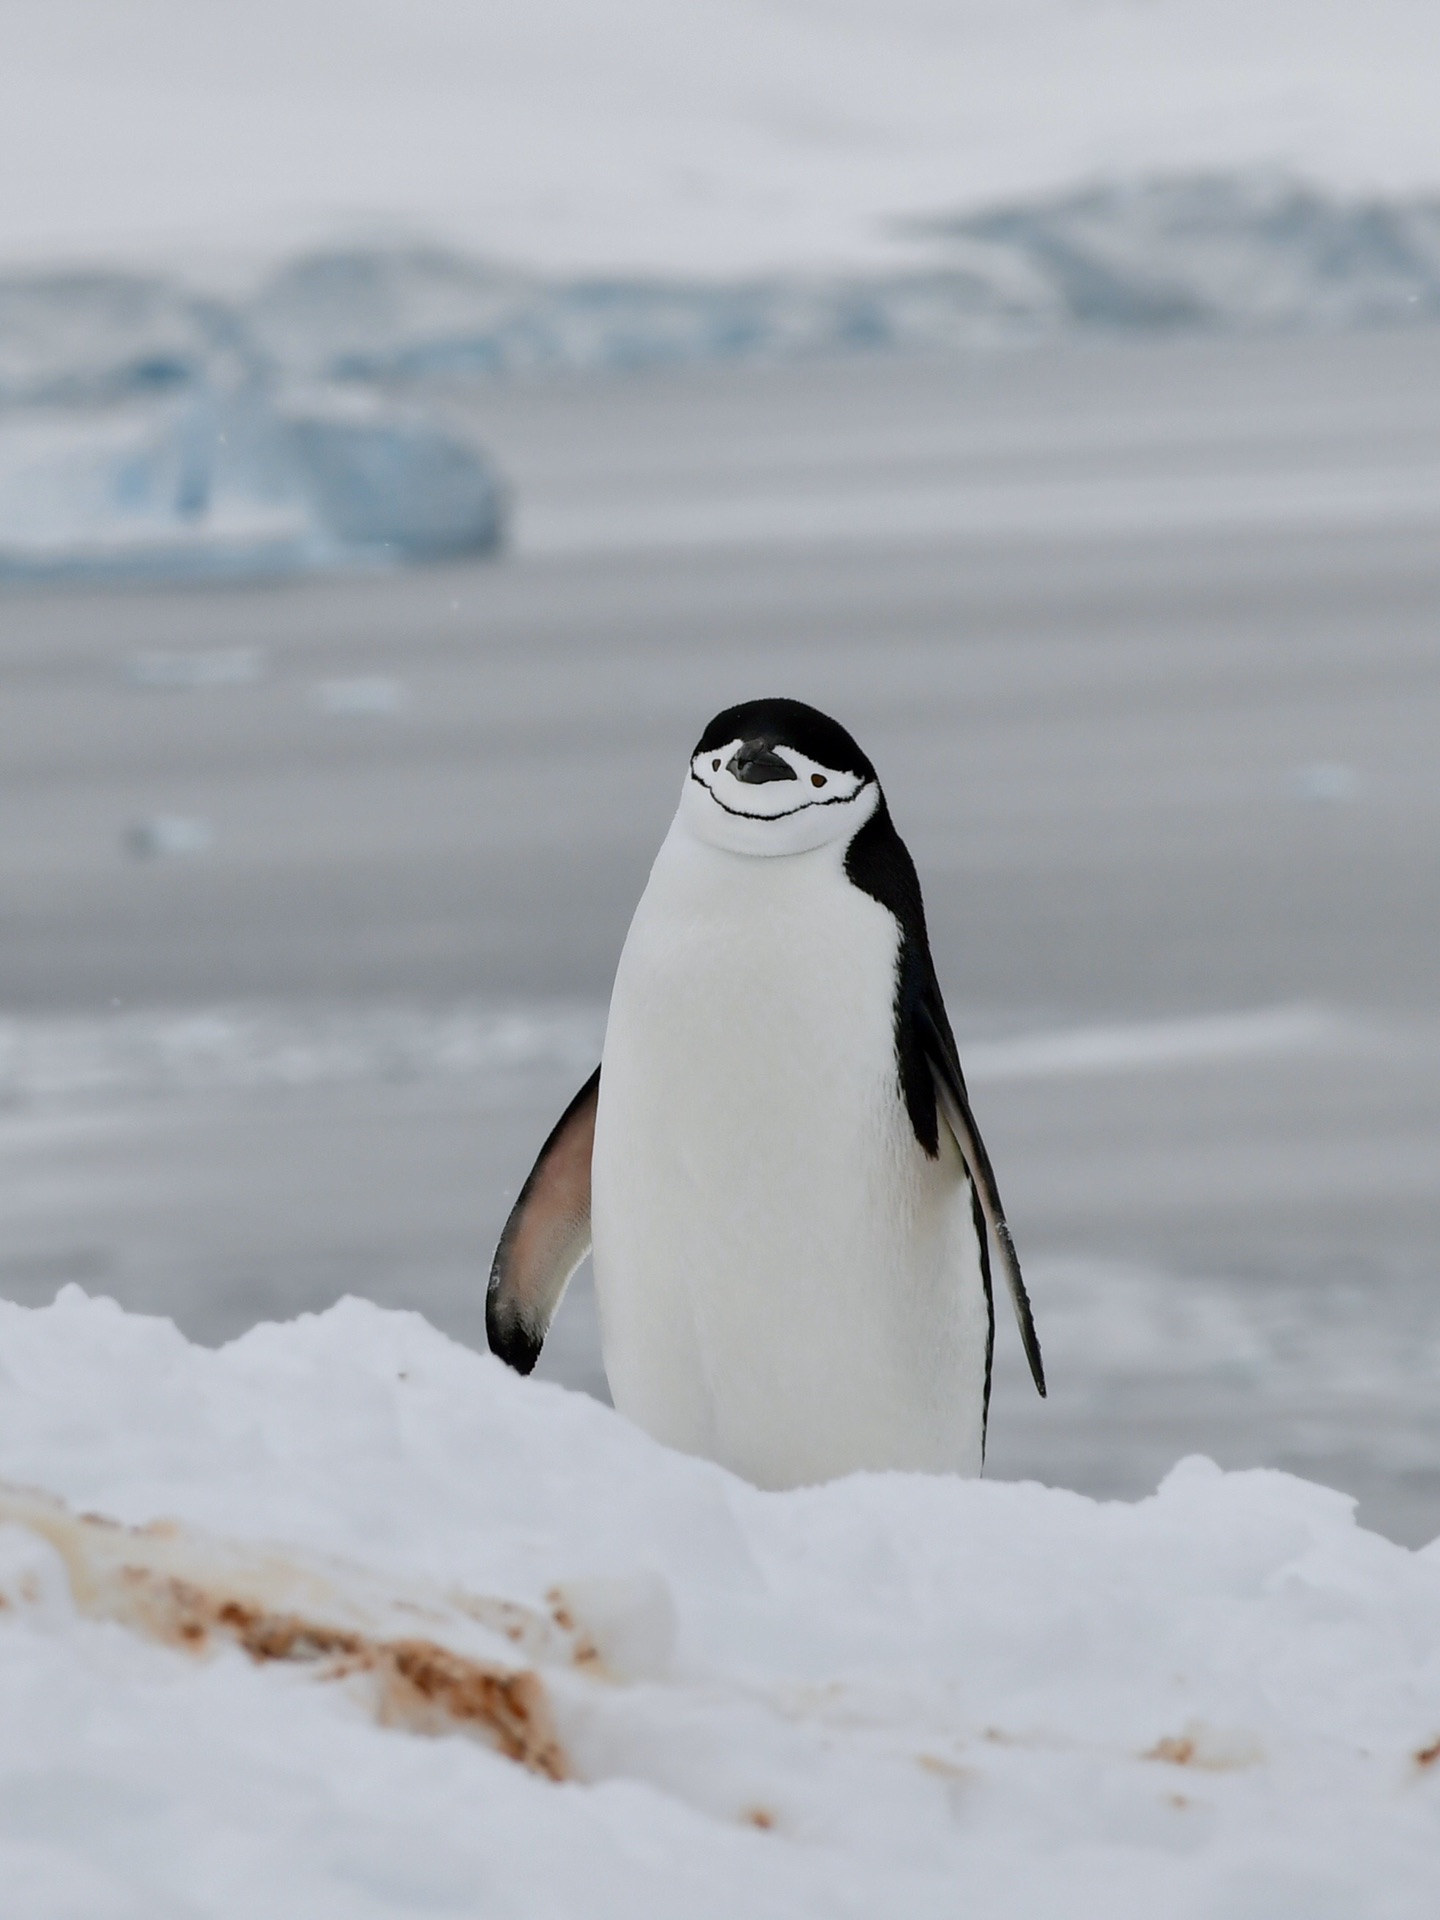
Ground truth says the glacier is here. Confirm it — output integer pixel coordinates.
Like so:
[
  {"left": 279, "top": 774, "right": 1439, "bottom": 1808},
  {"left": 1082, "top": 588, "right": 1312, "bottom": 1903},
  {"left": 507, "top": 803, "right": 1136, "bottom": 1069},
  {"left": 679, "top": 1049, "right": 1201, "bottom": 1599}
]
[
  {"left": 6, "top": 176, "right": 1440, "bottom": 408},
  {"left": 1, "top": 1287, "right": 1438, "bottom": 1917}
]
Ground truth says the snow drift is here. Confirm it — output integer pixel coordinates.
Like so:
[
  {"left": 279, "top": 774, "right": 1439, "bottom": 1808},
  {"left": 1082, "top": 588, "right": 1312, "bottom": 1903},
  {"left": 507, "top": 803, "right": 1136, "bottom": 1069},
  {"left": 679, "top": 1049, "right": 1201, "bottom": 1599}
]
[{"left": 1, "top": 1288, "right": 1438, "bottom": 1917}]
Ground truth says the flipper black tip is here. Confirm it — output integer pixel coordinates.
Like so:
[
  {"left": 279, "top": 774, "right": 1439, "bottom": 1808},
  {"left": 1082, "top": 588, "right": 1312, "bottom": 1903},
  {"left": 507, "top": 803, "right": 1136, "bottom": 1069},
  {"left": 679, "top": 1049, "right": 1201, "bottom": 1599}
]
[
  {"left": 485, "top": 1065, "right": 600, "bottom": 1377},
  {"left": 485, "top": 1293, "right": 544, "bottom": 1376}
]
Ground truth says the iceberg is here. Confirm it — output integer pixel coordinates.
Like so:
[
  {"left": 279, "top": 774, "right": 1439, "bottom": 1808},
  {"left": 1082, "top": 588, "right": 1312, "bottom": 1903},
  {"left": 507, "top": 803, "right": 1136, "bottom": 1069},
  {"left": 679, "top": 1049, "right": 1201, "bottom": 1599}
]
[{"left": 0, "top": 371, "right": 505, "bottom": 582}]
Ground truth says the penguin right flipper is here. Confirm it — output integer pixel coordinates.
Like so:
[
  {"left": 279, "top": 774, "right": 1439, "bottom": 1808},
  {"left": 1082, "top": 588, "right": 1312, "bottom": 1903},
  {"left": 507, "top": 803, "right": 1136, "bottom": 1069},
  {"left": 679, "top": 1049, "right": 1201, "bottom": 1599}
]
[
  {"left": 487, "top": 1066, "right": 600, "bottom": 1375},
  {"left": 918, "top": 1001, "right": 1046, "bottom": 1398}
]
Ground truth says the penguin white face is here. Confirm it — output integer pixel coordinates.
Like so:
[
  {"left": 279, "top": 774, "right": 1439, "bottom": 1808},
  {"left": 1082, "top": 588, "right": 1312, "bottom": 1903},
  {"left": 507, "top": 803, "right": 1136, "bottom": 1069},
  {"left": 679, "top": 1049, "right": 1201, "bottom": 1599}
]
[{"left": 679, "top": 697, "right": 881, "bottom": 857}]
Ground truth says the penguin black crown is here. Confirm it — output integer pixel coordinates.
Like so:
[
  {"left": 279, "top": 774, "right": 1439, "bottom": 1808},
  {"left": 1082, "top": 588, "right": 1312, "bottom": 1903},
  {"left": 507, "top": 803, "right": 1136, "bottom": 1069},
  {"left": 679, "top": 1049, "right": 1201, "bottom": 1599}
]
[{"left": 488, "top": 697, "right": 1043, "bottom": 1489}]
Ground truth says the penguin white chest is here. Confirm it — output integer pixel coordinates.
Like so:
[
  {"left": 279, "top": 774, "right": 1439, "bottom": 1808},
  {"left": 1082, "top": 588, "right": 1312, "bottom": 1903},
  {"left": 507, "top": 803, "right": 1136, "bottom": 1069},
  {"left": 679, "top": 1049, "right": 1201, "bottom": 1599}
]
[{"left": 590, "top": 825, "right": 988, "bottom": 1487}]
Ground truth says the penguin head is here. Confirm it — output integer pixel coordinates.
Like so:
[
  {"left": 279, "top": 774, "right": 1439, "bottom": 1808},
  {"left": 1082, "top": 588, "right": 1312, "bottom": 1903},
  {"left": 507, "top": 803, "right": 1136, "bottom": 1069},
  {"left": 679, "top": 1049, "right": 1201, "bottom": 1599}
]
[{"left": 681, "top": 698, "right": 881, "bottom": 856}]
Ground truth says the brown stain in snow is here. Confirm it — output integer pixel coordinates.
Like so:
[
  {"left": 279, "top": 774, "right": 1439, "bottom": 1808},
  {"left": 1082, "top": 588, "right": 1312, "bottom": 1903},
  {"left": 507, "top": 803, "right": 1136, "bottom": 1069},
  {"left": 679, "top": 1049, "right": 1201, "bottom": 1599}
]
[
  {"left": 116, "top": 1567, "right": 568, "bottom": 1778},
  {"left": 0, "top": 1481, "right": 568, "bottom": 1780}
]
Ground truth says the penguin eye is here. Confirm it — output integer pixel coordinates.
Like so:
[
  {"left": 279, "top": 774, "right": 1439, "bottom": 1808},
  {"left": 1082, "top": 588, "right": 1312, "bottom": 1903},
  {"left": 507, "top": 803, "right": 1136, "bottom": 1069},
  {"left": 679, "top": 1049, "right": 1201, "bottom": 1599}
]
[
  {"left": 811, "top": 773, "right": 827, "bottom": 788},
  {"left": 711, "top": 758, "right": 721, "bottom": 771}
]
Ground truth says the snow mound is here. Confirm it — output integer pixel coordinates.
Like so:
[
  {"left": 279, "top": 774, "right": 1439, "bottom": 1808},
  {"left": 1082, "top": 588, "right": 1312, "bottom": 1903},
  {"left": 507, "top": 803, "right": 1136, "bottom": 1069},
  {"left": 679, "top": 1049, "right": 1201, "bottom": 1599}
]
[{"left": 1, "top": 1290, "right": 1438, "bottom": 1916}]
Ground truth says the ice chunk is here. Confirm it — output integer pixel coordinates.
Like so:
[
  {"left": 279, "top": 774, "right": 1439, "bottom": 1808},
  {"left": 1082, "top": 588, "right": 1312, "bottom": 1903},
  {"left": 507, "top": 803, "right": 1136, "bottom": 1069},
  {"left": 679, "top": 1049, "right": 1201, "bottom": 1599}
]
[
  {"left": 283, "top": 394, "right": 506, "bottom": 558},
  {"left": 1291, "top": 762, "right": 1361, "bottom": 803},
  {"left": 123, "top": 648, "right": 267, "bottom": 690},
  {"left": 312, "top": 676, "right": 408, "bottom": 716},
  {"left": 124, "top": 816, "right": 215, "bottom": 860}
]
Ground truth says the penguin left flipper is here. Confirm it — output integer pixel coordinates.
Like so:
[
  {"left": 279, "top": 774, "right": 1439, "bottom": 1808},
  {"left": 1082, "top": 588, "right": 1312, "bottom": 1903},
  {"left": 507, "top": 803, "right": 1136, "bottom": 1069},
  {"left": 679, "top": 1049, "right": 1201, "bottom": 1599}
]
[
  {"left": 487, "top": 1066, "right": 600, "bottom": 1375},
  {"left": 918, "top": 998, "right": 1047, "bottom": 1398}
]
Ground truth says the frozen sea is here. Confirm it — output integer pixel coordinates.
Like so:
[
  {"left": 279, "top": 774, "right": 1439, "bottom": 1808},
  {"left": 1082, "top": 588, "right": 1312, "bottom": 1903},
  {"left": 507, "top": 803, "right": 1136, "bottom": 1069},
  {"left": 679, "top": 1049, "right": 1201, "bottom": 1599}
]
[{"left": 0, "top": 323, "right": 1438, "bottom": 1543}]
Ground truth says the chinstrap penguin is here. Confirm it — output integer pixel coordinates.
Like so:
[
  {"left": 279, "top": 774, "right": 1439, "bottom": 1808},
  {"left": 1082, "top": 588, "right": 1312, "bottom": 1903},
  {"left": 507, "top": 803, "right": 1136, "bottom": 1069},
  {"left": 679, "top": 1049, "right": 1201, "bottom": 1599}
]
[{"left": 487, "top": 697, "right": 1043, "bottom": 1487}]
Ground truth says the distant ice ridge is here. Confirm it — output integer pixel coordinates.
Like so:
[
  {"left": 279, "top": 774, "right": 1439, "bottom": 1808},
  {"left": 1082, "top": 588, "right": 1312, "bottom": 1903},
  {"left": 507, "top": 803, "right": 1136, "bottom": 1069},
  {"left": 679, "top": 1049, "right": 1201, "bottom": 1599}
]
[
  {"left": 5, "top": 174, "right": 1440, "bottom": 410},
  {"left": 1, "top": 1288, "right": 1439, "bottom": 1916},
  {"left": 251, "top": 173, "right": 1440, "bottom": 382},
  {"left": 5, "top": 171, "right": 1440, "bottom": 581}
]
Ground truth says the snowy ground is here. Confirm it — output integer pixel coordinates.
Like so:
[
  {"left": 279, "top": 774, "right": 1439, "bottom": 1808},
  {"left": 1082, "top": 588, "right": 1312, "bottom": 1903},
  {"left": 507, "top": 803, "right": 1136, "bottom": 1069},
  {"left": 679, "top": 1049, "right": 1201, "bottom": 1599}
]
[{"left": 2, "top": 1287, "right": 1440, "bottom": 1918}]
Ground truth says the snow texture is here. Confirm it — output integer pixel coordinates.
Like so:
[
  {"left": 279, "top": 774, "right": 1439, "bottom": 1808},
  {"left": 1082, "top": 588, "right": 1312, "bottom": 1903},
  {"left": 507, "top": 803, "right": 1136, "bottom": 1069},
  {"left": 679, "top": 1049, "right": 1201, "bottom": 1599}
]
[{"left": 1, "top": 1288, "right": 1438, "bottom": 1917}]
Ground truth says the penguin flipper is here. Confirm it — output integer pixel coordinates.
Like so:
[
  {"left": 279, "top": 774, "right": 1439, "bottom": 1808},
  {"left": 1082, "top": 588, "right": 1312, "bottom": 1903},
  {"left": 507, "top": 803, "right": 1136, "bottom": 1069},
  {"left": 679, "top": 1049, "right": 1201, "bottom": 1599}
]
[
  {"left": 919, "top": 1003, "right": 1046, "bottom": 1398},
  {"left": 486, "top": 1066, "right": 600, "bottom": 1375}
]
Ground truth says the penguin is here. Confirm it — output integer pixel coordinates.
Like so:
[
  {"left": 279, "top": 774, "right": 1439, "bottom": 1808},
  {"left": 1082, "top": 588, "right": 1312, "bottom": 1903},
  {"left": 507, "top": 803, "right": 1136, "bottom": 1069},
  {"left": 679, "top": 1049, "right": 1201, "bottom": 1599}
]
[{"left": 487, "top": 697, "right": 1043, "bottom": 1488}]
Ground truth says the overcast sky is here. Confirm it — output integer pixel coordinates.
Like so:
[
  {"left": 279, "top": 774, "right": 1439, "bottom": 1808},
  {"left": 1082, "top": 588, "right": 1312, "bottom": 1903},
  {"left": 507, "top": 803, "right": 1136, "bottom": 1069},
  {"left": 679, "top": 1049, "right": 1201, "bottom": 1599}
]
[{"left": 2, "top": 1, "right": 1439, "bottom": 274}]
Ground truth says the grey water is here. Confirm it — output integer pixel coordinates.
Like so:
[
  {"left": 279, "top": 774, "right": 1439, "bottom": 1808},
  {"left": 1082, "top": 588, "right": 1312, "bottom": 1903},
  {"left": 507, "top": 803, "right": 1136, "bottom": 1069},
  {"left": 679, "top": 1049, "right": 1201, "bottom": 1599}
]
[{"left": 1, "top": 325, "right": 1438, "bottom": 1542}]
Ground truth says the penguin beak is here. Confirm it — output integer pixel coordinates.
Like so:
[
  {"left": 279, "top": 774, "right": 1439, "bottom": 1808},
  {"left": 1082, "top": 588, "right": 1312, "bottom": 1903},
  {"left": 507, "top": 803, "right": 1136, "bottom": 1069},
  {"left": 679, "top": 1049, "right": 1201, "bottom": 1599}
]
[{"left": 726, "top": 740, "right": 798, "bottom": 785}]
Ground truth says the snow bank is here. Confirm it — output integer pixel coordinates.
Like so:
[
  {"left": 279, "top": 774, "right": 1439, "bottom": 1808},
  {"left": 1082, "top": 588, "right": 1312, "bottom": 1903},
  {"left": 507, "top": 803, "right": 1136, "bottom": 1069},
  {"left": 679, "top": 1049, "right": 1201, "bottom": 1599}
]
[{"left": 1, "top": 1290, "right": 1437, "bottom": 1917}]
